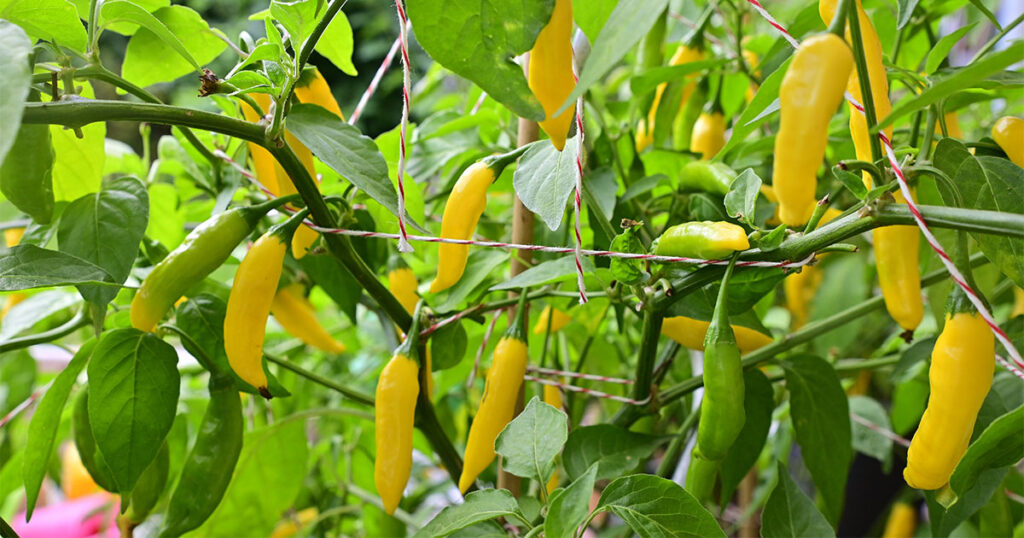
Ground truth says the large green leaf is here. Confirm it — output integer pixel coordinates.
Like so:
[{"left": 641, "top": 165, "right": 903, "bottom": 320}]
[
  {"left": 406, "top": 0, "right": 550, "bottom": 121},
  {"left": 0, "top": 245, "right": 119, "bottom": 290},
  {"left": 414, "top": 489, "right": 524, "bottom": 538},
  {"left": 120, "top": 5, "right": 227, "bottom": 87},
  {"left": 100, "top": 1, "right": 201, "bottom": 68},
  {"left": 0, "top": 20, "right": 32, "bottom": 166},
  {"left": 0, "top": 0, "right": 88, "bottom": 51},
  {"left": 313, "top": 7, "right": 356, "bottom": 75},
  {"left": 717, "top": 57, "right": 791, "bottom": 160},
  {"left": 781, "top": 354, "right": 851, "bottom": 525},
  {"left": 926, "top": 467, "right": 1009, "bottom": 538},
  {"left": 49, "top": 83, "right": 104, "bottom": 202},
  {"left": 513, "top": 136, "right": 579, "bottom": 231},
  {"left": 594, "top": 474, "right": 725, "bottom": 537},
  {"left": 570, "top": 0, "right": 615, "bottom": 42},
  {"left": 761, "top": 462, "right": 836, "bottom": 538},
  {"left": 545, "top": 463, "right": 597, "bottom": 538},
  {"left": 87, "top": 328, "right": 180, "bottom": 492},
  {"left": 298, "top": 253, "right": 360, "bottom": 324},
  {"left": 0, "top": 122, "right": 54, "bottom": 224},
  {"left": 849, "top": 396, "right": 894, "bottom": 472},
  {"left": 948, "top": 405, "right": 1024, "bottom": 504},
  {"left": 562, "top": 424, "right": 668, "bottom": 481},
  {"left": 495, "top": 397, "right": 568, "bottom": 483}
]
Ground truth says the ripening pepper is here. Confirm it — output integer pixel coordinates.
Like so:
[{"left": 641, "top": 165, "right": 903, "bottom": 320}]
[
  {"left": 387, "top": 259, "right": 433, "bottom": 398},
  {"left": 743, "top": 48, "right": 760, "bottom": 103},
  {"left": 881, "top": 502, "right": 916, "bottom": 538},
  {"left": 992, "top": 116, "right": 1024, "bottom": 167},
  {"left": 533, "top": 305, "right": 571, "bottom": 335},
  {"left": 773, "top": 33, "right": 853, "bottom": 225},
  {"left": 459, "top": 293, "right": 530, "bottom": 493},
  {"left": 1013, "top": 287, "right": 1024, "bottom": 318},
  {"left": 375, "top": 303, "right": 423, "bottom": 515},
  {"left": 224, "top": 210, "right": 309, "bottom": 397},
  {"left": 637, "top": 44, "right": 704, "bottom": 152},
  {"left": 679, "top": 161, "right": 736, "bottom": 195},
  {"left": 271, "top": 283, "right": 346, "bottom": 353},
  {"left": 131, "top": 197, "right": 292, "bottom": 332},
  {"left": 431, "top": 154, "right": 518, "bottom": 293},
  {"left": 543, "top": 383, "right": 563, "bottom": 495},
  {"left": 528, "top": 0, "right": 575, "bottom": 151},
  {"left": 269, "top": 508, "right": 319, "bottom": 538},
  {"left": 1, "top": 228, "right": 26, "bottom": 320},
  {"left": 784, "top": 207, "right": 843, "bottom": 328},
  {"left": 690, "top": 111, "right": 725, "bottom": 160},
  {"left": 661, "top": 316, "right": 772, "bottom": 353},
  {"left": 904, "top": 304, "right": 994, "bottom": 490},
  {"left": 654, "top": 221, "right": 750, "bottom": 259}
]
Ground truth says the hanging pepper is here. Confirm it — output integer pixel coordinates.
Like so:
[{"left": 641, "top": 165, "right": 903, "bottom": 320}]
[
  {"left": 661, "top": 316, "right": 772, "bottom": 353},
  {"left": 271, "top": 283, "right": 346, "bottom": 353},
  {"left": 459, "top": 292, "right": 530, "bottom": 493},
  {"left": 772, "top": 33, "right": 853, "bottom": 225},
  {"left": 679, "top": 160, "right": 736, "bottom": 196},
  {"left": 224, "top": 210, "right": 309, "bottom": 397},
  {"left": 375, "top": 301, "right": 423, "bottom": 515},
  {"left": 1, "top": 228, "right": 26, "bottom": 319},
  {"left": 689, "top": 76, "right": 725, "bottom": 160},
  {"left": 131, "top": 197, "right": 294, "bottom": 332},
  {"left": 654, "top": 221, "right": 749, "bottom": 259},
  {"left": 881, "top": 502, "right": 916, "bottom": 538},
  {"left": 387, "top": 257, "right": 433, "bottom": 398},
  {"left": 1013, "top": 287, "right": 1024, "bottom": 318},
  {"left": 159, "top": 374, "right": 243, "bottom": 537},
  {"left": 430, "top": 153, "right": 519, "bottom": 293},
  {"left": 532, "top": 305, "right": 571, "bottom": 335},
  {"left": 904, "top": 289, "right": 994, "bottom": 490},
  {"left": 992, "top": 116, "right": 1024, "bottom": 167},
  {"left": 686, "top": 256, "right": 745, "bottom": 502},
  {"left": 742, "top": 48, "right": 761, "bottom": 103},
  {"left": 528, "top": 0, "right": 575, "bottom": 151},
  {"left": 240, "top": 93, "right": 281, "bottom": 196},
  {"left": 783, "top": 207, "right": 843, "bottom": 328},
  {"left": 294, "top": 67, "right": 345, "bottom": 121}
]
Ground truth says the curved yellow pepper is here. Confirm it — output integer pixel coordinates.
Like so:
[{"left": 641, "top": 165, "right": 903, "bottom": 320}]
[
  {"left": 636, "top": 45, "right": 703, "bottom": 152},
  {"left": 388, "top": 267, "right": 420, "bottom": 315},
  {"left": 992, "top": 116, "right": 1024, "bottom": 167},
  {"left": 904, "top": 311, "right": 994, "bottom": 490},
  {"left": 294, "top": 68, "right": 345, "bottom": 121},
  {"left": 430, "top": 162, "right": 495, "bottom": 293},
  {"left": 532, "top": 306, "right": 571, "bottom": 335},
  {"left": 690, "top": 112, "right": 725, "bottom": 160},
  {"left": 269, "top": 507, "right": 319, "bottom": 538},
  {"left": 661, "top": 316, "right": 772, "bottom": 353},
  {"left": 271, "top": 284, "right": 345, "bottom": 353},
  {"left": 773, "top": 33, "right": 852, "bottom": 225},
  {"left": 240, "top": 93, "right": 280, "bottom": 196},
  {"left": 375, "top": 351, "right": 419, "bottom": 514},
  {"left": 881, "top": 502, "right": 916, "bottom": 538},
  {"left": 528, "top": 0, "right": 575, "bottom": 151}
]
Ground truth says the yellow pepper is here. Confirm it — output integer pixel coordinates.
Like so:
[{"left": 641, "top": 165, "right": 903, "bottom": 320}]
[
  {"left": 992, "top": 116, "right": 1024, "bottom": 167},
  {"left": 904, "top": 310, "right": 994, "bottom": 490},
  {"left": 270, "top": 283, "right": 346, "bottom": 353},
  {"left": 941, "top": 111, "right": 964, "bottom": 139},
  {"left": 1, "top": 228, "right": 26, "bottom": 320},
  {"left": 743, "top": 49, "right": 760, "bottom": 103},
  {"left": 240, "top": 93, "right": 280, "bottom": 196},
  {"left": 772, "top": 33, "right": 852, "bottom": 226},
  {"left": 661, "top": 316, "right": 772, "bottom": 353},
  {"left": 881, "top": 502, "right": 916, "bottom": 538},
  {"left": 784, "top": 207, "right": 843, "bottom": 328},
  {"left": 532, "top": 305, "right": 571, "bottom": 334},
  {"left": 1013, "top": 287, "right": 1024, "bottom": 318},
  {"left": 637, "top": 45, "right": 704, "bottom": 152},
  {"left": 269, "top": 507, "right": 319, "bottom": 538},
  {"left": 294, "top": 68, "right": 345, "bottom": 121},
  {"left": 690, "top": 112, "right": 725, "bottom": 160},
  {"left": 387, "top": 261, "right": 433, "bottom": 398},
  {"left": 542, "top": 383, "right": 563, "bottom": 494},
  {"left": 528, "top": 0, "right": 575, "bottom": 151}
]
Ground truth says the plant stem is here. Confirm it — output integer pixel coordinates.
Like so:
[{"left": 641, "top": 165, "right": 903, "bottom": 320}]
[
  {"left": 826, "top": 0, "right": 852, "bottom": 37},
  {"left": 656, "top": 403, "right": 700, "bottom": 478},
  {"left": 0, "top": 310, "right": 89, "bottom": 354},
  {"left": 845, "top": 0, "right": 884, "bottom": 162},
  {"left": 265, "top": 353, "right": 374, "bottom": 406},
  {"left": 970, "top": 12, "right": 1024, "bottom": 63},
  {"left": 611, "top": 308, "right": 662, "bottom": 427}
]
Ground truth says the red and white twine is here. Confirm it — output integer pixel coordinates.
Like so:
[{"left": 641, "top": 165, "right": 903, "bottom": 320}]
[
  {"left": 392, "top": 2, "right": 413, "bottom": 253},
  {"left": 349, "top": 32, "right": 403, "bottom": 125},
  {"left": 525, "top": 375, "right": 651, "bottom": 405},
  {"left": 849, "top": 411, "right": 911, "bottom": 447},
  {"left": 466, "top": 309, "right": 505, "bottom": 389},
  {"left": 745, "top": 0, "right": 1024, "bottom": 370},
  {"left": 527, "top": 365, "right": 633, "bottom": 385}
]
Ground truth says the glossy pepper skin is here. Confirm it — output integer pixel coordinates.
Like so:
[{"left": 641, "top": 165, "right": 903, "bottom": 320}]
[
  {"left": 773, "top": 34, "right": 852, "bottom": 225},
  {"left": 661, "top": 316, "right": 771, "bottom": 353},
  {"left": 131, "top": 198, "right": 289, "bottom": 332},
  {"left": 881, "top": 502, "right": 916, "bottom": 538},
  {"left": 679, "top": 160, "right": 735, "bottom": 195},
  {"left": 532, "top": 305, "right": 571, "bottom": 335},
  {"left": 904, "top": 310, "right": 994, "bottom": 490},
  {"left": 374, "top": 303, "right": 422, "bottom": 515},
  {"left": 1, "top": 228, "right": 26, "bottom": 319},
  {"left": 294, "top": 68, "right": 345, "bottom": 120},
  {"left": 459, "top": 293, "right": 530, "bottom": 493},
  {"left": 685, "top": 450, "right": 719, "bottom": 503},
  {"left": 159, "top": 374, "right": 243, "bottom": 537},
  {"left": 818, "top": 0, "right": 922, "bottom": 331},
  {"left": 992, "top": 116, "right": 1024, "bottom": 167},
  {"left": 637, "top": 45, "right": 704, "bottom": 152},
  {"left": 224, "top": 210, "right": 308, "bottom": 397},
  {"left": 654, "top": 221, "right": 749, "bottom": 259},
  {"left": 528, "top": 0, "right": 575, "bottom": 151},
  {"left": 690, "top": 112, "right": 725, "bottom": 160},
  {"left": 240, "top": 93, "right": 280, "bottom": 195},
  {"left": 271, "top": 283, "right": 346, "bottom": 353},
  {"left": 387, "top": 260, "right": 433, "bottom": 397}
]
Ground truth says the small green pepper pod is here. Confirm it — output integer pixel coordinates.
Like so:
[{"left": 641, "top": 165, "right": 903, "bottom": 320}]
[
  {"left": 678, "top": 161, "right": 736, "bottom": 195},
  {"left": 654, "top": 221, "right": 749, "bottom": 259}
]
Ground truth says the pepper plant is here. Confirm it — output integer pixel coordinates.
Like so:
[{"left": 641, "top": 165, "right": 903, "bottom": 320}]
[{"left": 0, "top": 0, "right": 1022, "bottom": 537}]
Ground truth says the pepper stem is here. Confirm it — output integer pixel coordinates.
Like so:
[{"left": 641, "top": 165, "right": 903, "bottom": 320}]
[
  {"left": 708, "top": 254, "right": 739, "bottom": 336},
  {"left": 268, "top": 208, "right": 310, "bottom": 242},
  {"left": 505, "top": 289, "right": 531, "bottom": 342},
  {"left": 395, "top": 300, "right": 425, "bottom": 362},
  {"left": 827, "top": 0, "right": 852, "bottom": 37}
]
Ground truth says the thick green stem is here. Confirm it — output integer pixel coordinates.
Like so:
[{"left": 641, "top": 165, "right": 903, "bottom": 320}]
[
  {"left": 656, "top": 403, "right": 700, "bottom": 478},
  {"left": 612, "top": 308, "right": 662, "bottom": 427},
  {"left": 265, "top": 353, "right": 374, "bottom": 406},
  {"left": 827, "top": 0, "right": 852, "bottom": 37},
  {"left": 0, "top": 310, "right": 88, "bottom": 354},
  {"left": 845, "top": 0, "right": 884, "bottom": 162}
]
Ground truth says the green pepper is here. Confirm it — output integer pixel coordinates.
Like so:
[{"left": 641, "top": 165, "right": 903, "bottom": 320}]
[
  {"left": 654, "top": 221, "right": 749, "bottom": 259},
  {"left": 159, "top": 373, "right": 243, "bottom": 537},
  {"left": 71, "top": 388, "right": 117, "bottom": 493},
  {"left": 130, "top": 196, "right": 296, "bottom": 332},
  {"left": 678, "top": 161, "right": 736, "bottom": 195},
  {"left": 685, "top": 449, "right": 719, "bottom": 503}
]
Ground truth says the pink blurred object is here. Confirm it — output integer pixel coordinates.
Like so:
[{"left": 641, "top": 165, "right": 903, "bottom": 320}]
[{"left": 12, "top": 493, "right": 119, "bottom": 538}]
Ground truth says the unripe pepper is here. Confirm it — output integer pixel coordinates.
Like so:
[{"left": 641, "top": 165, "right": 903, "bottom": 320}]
[
  {"left": 992, "top": 116, "right": 1024, "bottom": 167},
  {"left": 528, "top": 0, "right": 575, "bottom": 151},
  {"left": 690, "top": 112, "right": 725, "bottom": 160},
  {"left": 678, "top": 161, "right": 735, "bottom": 195},
  {"left": 772, "top": 33, "right": 852, "bottom": 225},
  {"left": 661, "top": 316, "right": 772, "bottom": 353},
  {"left": 881, "top": 502, "right": 916, "bottom": 538},
  {"left": 224, "top": 210, "right": 309, "bottom": 397},
  {"left": 459, "top": 292, "right": 530, "bottom": 493},
  {"left": 654, "top": 221, "right": 749, "bottom": 259},
  {"left": 271, "top": 283, "right": 346, "bottom": 353},
  {"left": 1, "top": 228, "right": 26, "bottom": 319},
  {"left": 375, "top": 302, "right": 423, "bottom": 515},
  {"left": 532, "top": 305, "right": 571, "bottom": 335},
  {"left": 904, "top": 296, "right": 994, "bottom": 490},
  {"left": 131, "top": 197, "right": 293, "bottom": 332},
  {"left": 685, "top": 449, "right": 719, "bottom": 503},
  {"left": 430, "top": 154, "right": 518, "bottom": 293}
]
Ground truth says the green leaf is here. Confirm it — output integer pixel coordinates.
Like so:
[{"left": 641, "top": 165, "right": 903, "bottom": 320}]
[
  {"left": 0, "top": 20, "right": 32, "bottom": 166},
  {"left": 195, "top": 418, "right": 308, "bottom": 537},
  {"left": 570, "top": 0, "right": 616, "bottom": 42},
  {"left": 630, "top": 59, "right": 730, "bottom": 98},
  {"left": 948, "top": 405, "right": 1024, "bottom": 503},
  {"left": 0, "top": 350, "right": 35, "bottom": 416},
  {"left": 437, "top": 250, "right": 508, "bottom": 311},
  {"left": 559, "top": 0, "right": 671, "bottom": 116},
  {"left": 270, "top": 0, "right": 318, "bottom": 47},
  {"left": 849, "top": 395, "right": 894, "bottom": 472},
  {"left": 495, "top": 397, "right": 568, "bottom": 482},
  {"left": 120, "top": 5, "right": 227, "bottom": 87},
  {"left": 100, "top": 1, "right": 202, "bottom": 70},
  {"left": 430, "top": 319, "right": 467, "bottom": 371},
  {"left": 72, "top": 388, "right": 118, "bottom": 492},
  {"left": 145, "top": 182, "right": 185, "bottom": 250},
  {"left": 22, "top": 340, "right": 95, "bottom": 519},
  {"left": 128, "top": 441, "right": 169, "bottom": 522},
  {"left": 0, "top": 123, "right": 54, "bottom": 224},
  {"left": 717, "top": 56, "right": 791, "bottom": 159},
  {"left": 609, "top": 225, "right": 647, "bottom": 286},
  {"left": 831, "top": 166, "right": 868, "bottom": 199},
  {"left": 595, "top": 474, "right": 725, "bottom": 538},
  {"left": 0, "top": 245, "right": 119, "bottom": 291},
  {"left": 405, "top": 0, "right": 549, "bottom": 121},
  {"left": 781, "top": 354, "right": 852, "bottom": 525},
  {"left": 719, "top": 369, "right": 774, "bottom": 506},
  {"left": 513, "top": 135, "right": 579, "bottom": 231},
  {"left": 562, "top": 424, "right": 668, "bottom": 481},
  {"left": 49, "top": 83, "right": 104, "bottom": 202},
  {"left": 876, "top": 45, "right": 1024, "bottom": 132},
  {"left": 298, "top": 253, "right": 359, "bottom": 324},
  {"left": 414, "top": 489, "right": 524, "bottom": 538},
  {"left": 724, "top": 168, "right": 761, "bottom": 226},
  {"left": 0, "top": 290, "right": 78, "bottom": 341},
  {"left": 87, "top": 328, "right": 180, "bottom": 492},
  {"left": 57, "top": 176, "right": 148, "bottom": 307},
  {"left": 926, "top": 467, "right": 1008, "bottom": 538},
  {"left": 761, "top": 462, "right": 836, "bottom": 538},
  {"left": 896, "top": 0, "right": 920, "bottom": 29},
  {"left": 491, "top": 256, "right": 597, "bottom": 291},
  {"left": 313, "top": 8, "right": 356, "bottom": 75},
  {"left": 545, "top": 463, "right": 598, "bottom": 538},
  {"left": 0, "top": 0, "right": 88, "bottom": 51},
  {"left": 925, "top": 23, "right": 977, "bottom": 75}
]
